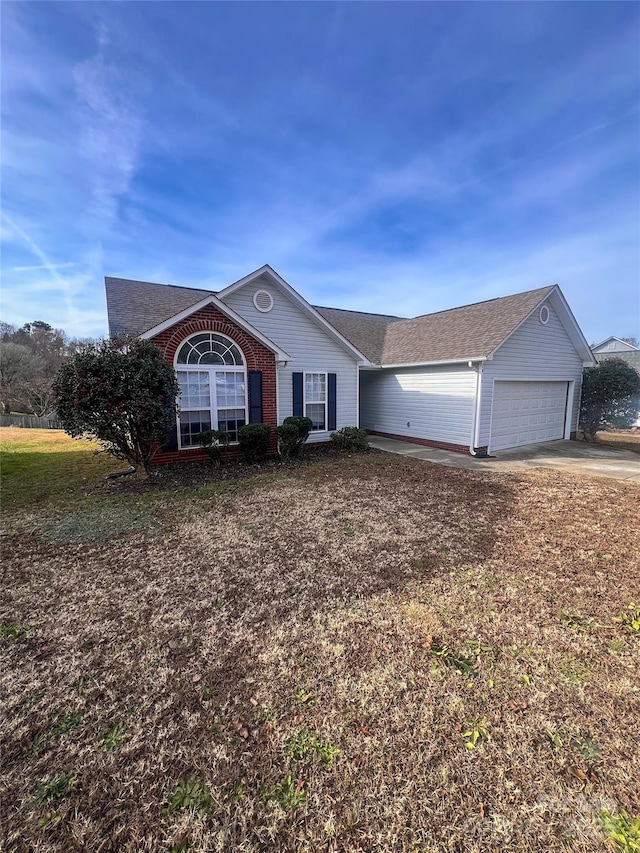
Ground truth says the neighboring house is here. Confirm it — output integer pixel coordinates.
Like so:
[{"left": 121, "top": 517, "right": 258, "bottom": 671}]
[
  {"left": 591, "top": 336, "right": 640, "bottom": 355},
  {"left": 105, "top": 265, "right": 595, "bottom": 462}
]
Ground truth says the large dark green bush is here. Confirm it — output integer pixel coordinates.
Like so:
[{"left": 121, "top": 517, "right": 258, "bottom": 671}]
[
  {"left": 276, "top": 415, "right": 313, "bottom": 458},
  {"left": 52, "top": 336, "right": 178, "bottom": 475},
  {"left": 330, "top": 426, "right": 370, "bottom": 452},
  {"left": 199, "top": 429, "right": 229, "bottom": 465},
  {"left": 580, "top": 359, "right": 640, "bottom": 441},
  {"left": 238, "top": 423, "right": 271, "bottom": 462}
]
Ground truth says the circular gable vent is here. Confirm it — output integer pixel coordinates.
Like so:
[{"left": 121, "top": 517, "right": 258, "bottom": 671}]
[
  {"left": 539, "top": 305, "right": 550, "bottom": 325},
  {"left": 253, "top": 289, "right": 274, "bottom": 312}
]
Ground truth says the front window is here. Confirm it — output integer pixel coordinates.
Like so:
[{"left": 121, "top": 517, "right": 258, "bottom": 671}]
[
  {"left": 176, "top": 334, "right": 246, "bottom": 447},
  {"left": 305, "top": 372, "right": 326, "bottom": 431}
]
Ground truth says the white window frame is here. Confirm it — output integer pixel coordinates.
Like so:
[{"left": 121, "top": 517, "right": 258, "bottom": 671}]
[
  {"left": 303, "top": 371, "right": 328, "bottom": 432},
  {"left": 174, "top": 333, "right": 248, "bottom": 450}
]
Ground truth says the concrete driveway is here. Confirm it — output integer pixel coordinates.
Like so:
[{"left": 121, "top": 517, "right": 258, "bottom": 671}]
[{"left": 368, "top": 436, "right": 640, "bottom": 483}]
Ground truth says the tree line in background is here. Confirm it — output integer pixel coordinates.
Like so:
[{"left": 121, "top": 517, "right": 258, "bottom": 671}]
[{"left": 0, "top": 321, "right": 96, "bottom": 415}]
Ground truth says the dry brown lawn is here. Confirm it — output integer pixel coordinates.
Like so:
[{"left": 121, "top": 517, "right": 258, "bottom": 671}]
[
  {"left": 1, "top": 429, "right": 639, "bottom": 852},
  {"left": 594, "top": 430, "right": 640, "bottom": 455}
]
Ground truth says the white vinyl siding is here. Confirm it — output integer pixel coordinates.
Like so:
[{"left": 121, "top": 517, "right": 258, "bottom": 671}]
[
  {"left": 220, "top": 275, "right": 359, "bottom": 442},
  {"left": 478, "top": 300, "right": 584, "bottom": 448},
  {"left": 359, "top": 364, "right": 477, "bottom": 446}
]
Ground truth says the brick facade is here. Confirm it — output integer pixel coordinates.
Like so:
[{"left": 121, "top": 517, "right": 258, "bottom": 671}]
[
  {"left": 366, "top": 429, "right": 488, "bottom": 456},
  {"left": 150, "top": 304, "right": 278, "bottom": 465}
]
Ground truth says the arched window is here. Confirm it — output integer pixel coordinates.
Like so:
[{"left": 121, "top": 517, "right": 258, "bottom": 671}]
[
  {"left": 175, "top": 333, "right": 247, "bottom": 448},
  {"left": 176, "top": 332, "right": 244, "bottom": 366}
]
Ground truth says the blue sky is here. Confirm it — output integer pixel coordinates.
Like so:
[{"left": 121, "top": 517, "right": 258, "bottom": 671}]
[{"left": 1, "top": 2, "right": 639, "bottom": 342}]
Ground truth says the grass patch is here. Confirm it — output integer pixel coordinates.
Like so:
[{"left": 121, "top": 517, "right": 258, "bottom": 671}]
[
  {"left": 32, "top": 712, "right": 83, "bottom": 754},
  {"left": 99, "top": 722, "right": 124, "bottom": 750},
  {"left": 284, "top": 729, "right": 340, "bottom": 768},
  {"left": 0, "top": 427, "right": 119, "bottom": 508},
  {"left": 599, "top": 810, "right": 640, "bottom": 852},
  {"left": 33, "top": 773, "right": 74, "bottom": 805},
  {"left": 613, "top": 602, "right": 640, "bottom": 634},
  {"left": 259, "top": 774, "right": 307, "bottom": 811},
  {"left": 0, "top": 623, "right": 29, "bottom": 640},
  {"left": 167, "top": 778, "right": 215, "bottom": 815}
]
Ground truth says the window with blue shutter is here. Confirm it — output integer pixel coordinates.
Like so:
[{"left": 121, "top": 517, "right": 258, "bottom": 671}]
[
  {"left": 292, "top": 372, "right": 304, "bottom": 417},
  {"left": 327, "top": 373, "right": 337, "bottom": 431},
  {"left": 248, "top": 371, "right": 263, "bottom": 423}
]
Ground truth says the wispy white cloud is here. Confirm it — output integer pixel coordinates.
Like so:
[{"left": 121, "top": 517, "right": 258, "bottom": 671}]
[
  {"left": 72, "top": 20, "right": 144, "bottom": 225},
  {"left": 0, "top": 213, "right": 74, "bottom": 311},
  {"left": 12, "top": 262, "right": 77, "bottom": 273}
]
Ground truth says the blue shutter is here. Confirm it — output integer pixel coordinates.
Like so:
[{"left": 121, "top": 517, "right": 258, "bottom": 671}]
[
  {"left": 248, "top": 371, "right": 263, "bottom": 423},
  {"left": 163, "top": 416, "right": 178, "bottom": 451},
  {"left": 327, "top": 373, "right": 337, "bottom": 431},
  {"left": 292, "top": 372, "right": 304, "bottom": 417}
]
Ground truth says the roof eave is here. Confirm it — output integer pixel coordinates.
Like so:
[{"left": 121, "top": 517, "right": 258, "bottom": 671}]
[{"left": 372, "top": 356, "right": 488, "bottom": 369}]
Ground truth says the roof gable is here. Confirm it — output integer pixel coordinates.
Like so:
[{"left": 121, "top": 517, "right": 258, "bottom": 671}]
[
  {"left": 137, "top": 292, "right": 291, "bottom": 360},
  {"left": 217, "top": 265, "right": 371, "bottom": 362},
  {"left": 591, "top": 336, "right": 640, "bottom": 353}
]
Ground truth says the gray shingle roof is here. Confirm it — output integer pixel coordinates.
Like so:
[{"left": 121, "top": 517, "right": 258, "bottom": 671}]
[
  {"left": 317, "top": 285, "right": 555, "bottom": 364},
  {"left": 106, "top": 277, "right": 214, "bottom": 337},
  {"left": 313, "top": 306, "right": 404, "bottom": 364},
  {"left": 105, "top": 275, "right": 556, "bottom": 366}
]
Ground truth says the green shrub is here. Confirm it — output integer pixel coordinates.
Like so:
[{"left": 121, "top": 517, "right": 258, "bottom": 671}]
[
  {"left": 199, "top": 429, "right": 229, "bottom": 465},
  {"left": 52, "top": 336, "right": 179, "bottom": 474},
  {"left": 330, "top": 426, "right": 369, "bottom": 452},
  {"left": 277, "top": 416, "right": 313, "bottom": 458},
  {"left": 238, "top": 423, "right": 271, "bottom": 463},
  {"left": 580, "top": 359, "right": 640, "bottom": 441}
]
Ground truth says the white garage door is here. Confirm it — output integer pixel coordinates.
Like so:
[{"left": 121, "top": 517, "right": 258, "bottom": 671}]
[{"left": 490, "top": 380, "right": 568, "bottom": 452}]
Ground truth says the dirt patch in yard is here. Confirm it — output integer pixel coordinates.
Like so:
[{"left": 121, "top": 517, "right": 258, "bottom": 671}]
[{"left": 1, "top": 451, "right": 639, "bottom": 852}]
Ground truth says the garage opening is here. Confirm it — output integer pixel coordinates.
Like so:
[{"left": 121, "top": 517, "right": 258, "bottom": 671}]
[{"left": 490, "top": 380, "right": 569, "bottom": 452}]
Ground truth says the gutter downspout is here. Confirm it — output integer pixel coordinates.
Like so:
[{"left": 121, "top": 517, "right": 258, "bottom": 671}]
[{"left": 469, "top": 361, "right": 483, "bottom": 456}]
